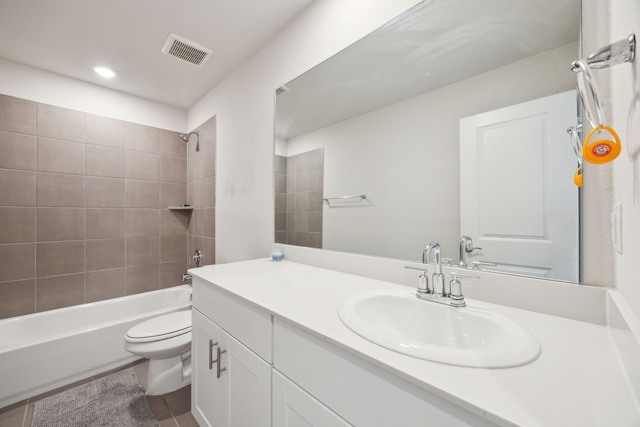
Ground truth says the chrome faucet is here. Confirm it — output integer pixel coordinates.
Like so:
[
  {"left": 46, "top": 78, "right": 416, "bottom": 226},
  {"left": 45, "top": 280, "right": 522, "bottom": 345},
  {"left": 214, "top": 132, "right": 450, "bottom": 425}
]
[
  {"left": 422, "top": 242, "right": 445, "bottom": 296},
  {"left": 404, "top": 241, "right": 479, "bottom": 307},
  {"left": 181, "top": 273, "right": 192, "bottom": 283},
  {"left": 458, "top": 236, "right": 481, "bottom": 268}
]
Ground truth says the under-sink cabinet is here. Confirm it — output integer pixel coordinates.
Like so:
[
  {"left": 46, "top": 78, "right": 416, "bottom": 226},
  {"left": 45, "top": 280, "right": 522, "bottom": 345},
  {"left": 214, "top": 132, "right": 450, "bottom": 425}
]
[
  {"left": 191, "top": 309, "right": 271, "bottom": 427},
  {"left": 191, "top": 275, "right": 497, "bottom": 427},
  {"left": 191, "top": 278, "right": 272, "bottom": 427},
  {"left": 273, "top": 318, "right": 494, "bottom": 427}
]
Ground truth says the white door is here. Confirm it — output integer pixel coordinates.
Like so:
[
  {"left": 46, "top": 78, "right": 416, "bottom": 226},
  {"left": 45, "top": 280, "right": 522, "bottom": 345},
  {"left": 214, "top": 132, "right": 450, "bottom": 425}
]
[
  {"left": 192, "top": 308, "right": 224, "bottom": 427},
  {"left": 459, "top": 90, "right": 579, "bottom": 282},
  {"left": 222, "top": 331, "right": 272, "bottom": 427}
]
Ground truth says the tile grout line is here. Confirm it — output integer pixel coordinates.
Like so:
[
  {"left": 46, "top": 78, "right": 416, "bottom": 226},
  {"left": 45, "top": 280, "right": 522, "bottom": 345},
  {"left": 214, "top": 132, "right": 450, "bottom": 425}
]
[
  {"left": 34, "top": 102, "right": 38, "bottom": 314},
  {"left": 83, "top": 112, "right": 87, "bottom": 304}
]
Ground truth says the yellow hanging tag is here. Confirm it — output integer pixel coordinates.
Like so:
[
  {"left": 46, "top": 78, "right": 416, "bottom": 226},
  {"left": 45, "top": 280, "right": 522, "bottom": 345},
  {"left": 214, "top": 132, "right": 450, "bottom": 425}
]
[
  {"left": 582, "top": 125, "right": 621, "bottom": 164},
  {"left": 573, "top": 165, "right": 583, "bottom": 187}
]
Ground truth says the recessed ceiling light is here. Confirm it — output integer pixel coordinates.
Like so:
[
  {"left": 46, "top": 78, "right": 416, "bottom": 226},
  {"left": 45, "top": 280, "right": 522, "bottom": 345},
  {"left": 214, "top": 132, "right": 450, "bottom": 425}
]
[{"left": 94, "top": 66, "right": 116, "bottom": 78}]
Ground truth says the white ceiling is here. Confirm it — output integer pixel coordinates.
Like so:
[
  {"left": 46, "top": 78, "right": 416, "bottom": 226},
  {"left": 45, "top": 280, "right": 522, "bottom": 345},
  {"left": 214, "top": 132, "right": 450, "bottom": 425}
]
[{"left": 0, "top": 0, "right": 315, "bottom": 109}]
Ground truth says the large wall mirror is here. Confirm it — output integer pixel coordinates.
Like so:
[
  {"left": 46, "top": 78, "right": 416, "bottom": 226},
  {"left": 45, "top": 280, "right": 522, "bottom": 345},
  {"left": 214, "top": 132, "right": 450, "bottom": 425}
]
[{"left": 275, "top": 0, "right": 583, "bottom": 283}]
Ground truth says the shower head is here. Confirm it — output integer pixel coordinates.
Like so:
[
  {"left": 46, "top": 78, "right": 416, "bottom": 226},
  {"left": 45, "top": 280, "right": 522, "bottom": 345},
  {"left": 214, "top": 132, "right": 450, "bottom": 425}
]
[
  {"left": 179, "top": 131, "right": 200, "bottom": 151},
  {"left": 179, "top": 131, "right": 198, "bottom": 142}
]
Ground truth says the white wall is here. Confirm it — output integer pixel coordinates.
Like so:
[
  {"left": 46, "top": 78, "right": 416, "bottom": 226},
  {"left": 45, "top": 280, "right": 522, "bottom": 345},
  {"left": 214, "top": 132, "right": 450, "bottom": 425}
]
[
  {"left": 0, "top": 58, "right": 187, "bottom": 131},
  {"left": 188, "top": 0, "right": 423, "bottom": 264},
  {"left": 285, "top": 43, "right": 576, "bottom": 262},
  {"left": 610, "top": 0, "right": 640, "bottom": 318}
]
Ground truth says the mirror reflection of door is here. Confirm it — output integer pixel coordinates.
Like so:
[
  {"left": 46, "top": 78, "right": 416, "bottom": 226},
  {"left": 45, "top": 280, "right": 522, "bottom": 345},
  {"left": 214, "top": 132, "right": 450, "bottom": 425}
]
[{"left": 459, "top": 90, "right": 579, "bottom": 282}]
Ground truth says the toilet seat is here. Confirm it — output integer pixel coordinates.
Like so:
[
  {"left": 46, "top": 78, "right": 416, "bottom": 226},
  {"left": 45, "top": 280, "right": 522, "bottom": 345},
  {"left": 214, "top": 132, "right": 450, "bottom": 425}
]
[{"left": 126, "top": 310, "right": 191, "bottom": 343}]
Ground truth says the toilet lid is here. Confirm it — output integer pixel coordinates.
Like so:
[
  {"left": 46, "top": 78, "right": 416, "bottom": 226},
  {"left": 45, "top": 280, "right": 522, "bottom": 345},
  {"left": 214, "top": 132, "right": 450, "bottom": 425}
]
[{"left": 126, "top": 310, "right": 191, "bottom": 343}]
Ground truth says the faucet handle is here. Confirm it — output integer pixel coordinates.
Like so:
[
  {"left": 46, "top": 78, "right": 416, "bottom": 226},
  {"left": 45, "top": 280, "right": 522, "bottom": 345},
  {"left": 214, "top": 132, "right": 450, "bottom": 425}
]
[
  {"left": 449, "top": 272, "right": 479, "bottom": 307},
  {"left": 189, "top": 249, "right": 203, "bottom": 267},
  {"left": 404, "top": 265, "right": 428, "bottom": 273},
  {"left": 450, "top": 272, "right": 480, "bottom": 281},
  {"left": 404, "top": 266, "right": 431, "bottom": 294},
  {"left": 472, "top": 260, "right": 497, "bottom": 270},
  {"left": 441, "top": 257, "right": 453, "bottom": 266}
]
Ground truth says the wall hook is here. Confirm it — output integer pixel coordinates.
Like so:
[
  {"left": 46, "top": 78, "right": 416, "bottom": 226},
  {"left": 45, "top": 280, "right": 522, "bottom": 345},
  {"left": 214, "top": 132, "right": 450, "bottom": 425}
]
[{"left": 570, "top": 34, "right": 635, "bottom": 72}]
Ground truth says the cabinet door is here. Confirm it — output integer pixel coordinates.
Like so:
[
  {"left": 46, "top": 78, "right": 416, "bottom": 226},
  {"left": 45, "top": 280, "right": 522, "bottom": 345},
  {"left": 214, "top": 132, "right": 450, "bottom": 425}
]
[
  {"left": 222, "top": 332, "right": 272, "bottom": 427},
  {"left": 273, "top": 371, "right": 352, "bottom": 427},
  {"left": 192, "top": 308, "right": 224, "bottom": 427}
]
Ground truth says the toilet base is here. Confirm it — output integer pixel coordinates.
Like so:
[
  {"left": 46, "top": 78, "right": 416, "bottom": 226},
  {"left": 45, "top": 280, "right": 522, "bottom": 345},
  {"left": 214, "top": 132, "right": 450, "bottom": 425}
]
[{"left": 146, "top": 351, "right": 191, "bottom": 395}]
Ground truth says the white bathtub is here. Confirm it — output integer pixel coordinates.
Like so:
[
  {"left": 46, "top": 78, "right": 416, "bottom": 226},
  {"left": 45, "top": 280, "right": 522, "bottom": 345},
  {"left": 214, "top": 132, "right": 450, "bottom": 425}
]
[{"left": 0, "top": 285, "right": 192, "bottom": 408}]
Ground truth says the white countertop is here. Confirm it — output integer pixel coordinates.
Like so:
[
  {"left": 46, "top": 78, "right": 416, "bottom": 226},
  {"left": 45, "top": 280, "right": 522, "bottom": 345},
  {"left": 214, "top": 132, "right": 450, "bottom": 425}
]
[{"left": 190, "top": 258, "right": 640, "bottom": 427}]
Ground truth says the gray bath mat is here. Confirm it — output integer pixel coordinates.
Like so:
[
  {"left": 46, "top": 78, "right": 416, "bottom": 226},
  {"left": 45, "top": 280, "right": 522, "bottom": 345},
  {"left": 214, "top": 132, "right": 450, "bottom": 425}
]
[{"left": 31, "top": 368, "right": 159, "bottom": 427}]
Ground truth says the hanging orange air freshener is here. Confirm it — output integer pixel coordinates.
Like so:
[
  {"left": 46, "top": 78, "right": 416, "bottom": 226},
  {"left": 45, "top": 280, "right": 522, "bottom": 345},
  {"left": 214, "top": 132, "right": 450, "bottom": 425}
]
[
  {"left": 573, "top": 165, "right": 583, "bottom": 187},
  {"left": 582, "top": 125, "right": 621, "bottom": 164}
]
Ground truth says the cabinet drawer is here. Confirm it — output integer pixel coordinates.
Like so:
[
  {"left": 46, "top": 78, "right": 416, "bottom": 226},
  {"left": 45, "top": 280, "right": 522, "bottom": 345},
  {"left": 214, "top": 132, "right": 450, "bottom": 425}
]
[
  {"left": 273, "top": 370, "right": 352, "bottom": 427},
  {"left": 273, "top": 318, "right": 496, "bottom": 427},
  {"left": 193, "top": 276, "right": 272, "bottom": 362}
]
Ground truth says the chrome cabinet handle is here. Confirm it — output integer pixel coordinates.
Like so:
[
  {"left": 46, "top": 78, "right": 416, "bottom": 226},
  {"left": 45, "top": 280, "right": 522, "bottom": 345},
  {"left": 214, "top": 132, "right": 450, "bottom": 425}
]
[
  {"left": 215, "top": 346, "right": 227, "bottom": 378},
  {"left": 208, "top": 340, "right": 226, "bottom": 378},
  {"left": 208, "top": 340, "right": 217, "bottom": 370}
]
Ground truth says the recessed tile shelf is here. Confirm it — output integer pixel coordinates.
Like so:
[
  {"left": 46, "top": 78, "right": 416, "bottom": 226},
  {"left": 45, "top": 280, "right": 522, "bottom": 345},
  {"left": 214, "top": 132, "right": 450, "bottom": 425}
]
[{"left": 168, "top": 206, "right": 194, "bottom": 211}]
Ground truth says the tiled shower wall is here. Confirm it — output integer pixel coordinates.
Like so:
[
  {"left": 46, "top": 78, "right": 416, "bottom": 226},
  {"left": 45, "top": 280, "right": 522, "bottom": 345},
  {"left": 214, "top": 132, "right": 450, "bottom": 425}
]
[
  {"left": 274, "top": 148, "right": 323, "bottom": 248},
  {"left": 0, "top": 94, "right": 205, "bottom": 319},
  {"left": 274, "top": 155, "right": 288, "bottom": 244}
]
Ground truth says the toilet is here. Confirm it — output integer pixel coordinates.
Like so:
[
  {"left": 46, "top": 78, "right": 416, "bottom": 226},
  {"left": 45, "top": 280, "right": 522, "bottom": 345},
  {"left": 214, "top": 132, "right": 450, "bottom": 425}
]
[{"left": 124, "top": 309, "right": 192, "bottom": 395}]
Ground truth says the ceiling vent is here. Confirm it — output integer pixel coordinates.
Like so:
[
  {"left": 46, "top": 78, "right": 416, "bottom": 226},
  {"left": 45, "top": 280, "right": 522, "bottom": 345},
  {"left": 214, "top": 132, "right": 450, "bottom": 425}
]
[{"left": 162, "top": 33, "right": 212, "bottom": 67}]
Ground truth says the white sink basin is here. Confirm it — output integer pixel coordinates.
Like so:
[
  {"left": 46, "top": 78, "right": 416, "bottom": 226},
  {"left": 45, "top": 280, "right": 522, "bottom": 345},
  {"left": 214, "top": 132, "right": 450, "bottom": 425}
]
[{"left": 338, "top": 289, "right": 541, "bottom": 368}]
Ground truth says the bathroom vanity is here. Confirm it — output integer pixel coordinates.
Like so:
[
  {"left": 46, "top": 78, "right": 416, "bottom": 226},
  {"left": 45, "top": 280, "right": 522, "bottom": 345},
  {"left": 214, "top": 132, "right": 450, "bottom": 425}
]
[{"left": 190, "top": 259, "right": 639, "bottom": 427}]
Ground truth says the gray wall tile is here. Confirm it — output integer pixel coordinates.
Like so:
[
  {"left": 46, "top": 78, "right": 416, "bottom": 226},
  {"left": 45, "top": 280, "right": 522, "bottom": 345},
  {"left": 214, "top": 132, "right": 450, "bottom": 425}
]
[
  {"left": 86, "top": 268, "right": 125, "bottom": 302},
  {"left": 0, "top": 279, "right": 35, "bottom": 318},
  {"left": 36, "top": 173, "right": 84, "bottom": 207},
  {"left": 36, "top": 241, "right": 84, "bottom": 277},
  {"left": 0, "top": 132, "right": 36, "bottom": 170},
  {"left": 126, "top": 209, "right": 159, "bottom": 236},
  {"left": 126, "top": 180, "right": 159, "bottom": 208},
  {"left": 37, "top": 207, "right": 85, "bottom": 241},
  {"left": 160, "top": 156, "right": 187, "bottom": 183},
  {"left": 161, "top": 210, "right": 189, "bottom": 236},
  {"left": 0, "top": 95, "right": 36, "bottom": 135},
  {"left": 0, "top": 169, "right": 36, "bottom": 206},
  {"left": 85, "top": 144, "right": 125, "bottom": 178},
  {"left": 161, "top": 235, "right": 187, "bottom": 263},
  {"left": 86, "top": 114, "right": 125, "bottom": 148},
  {"left": 126, "top": 150, "right": 159, "bottom": 181},
  {"left": 37, "top": 137, "right": 85, "bottom": 175},
  {"left": 159, "top": 129, "right": 186, "bottom": 158},
  {"left": 86, "top": 239, "right": 126, "bottom": 271},
  {"left": 85, "top": 209, "right": 125, "bottom": 239},
  {"left": 126, "top": 264, "right": 160, "bottom": 294},
  {"left": 86, "top": 177, "right": 125, "bottom": 208},
  {"left": 160, "top": 183, "right": 187, "bottom": 207},
  {"left": 126, "top": 236, "right": 160, "bottom": 266},
  {"left": 0, "top": 244, "right": 35, "bottom": 281},
  {"left": 37, "top": 104, "right": 84, "bottom": 142},
  {"left": 36, "top": 273, "right": 84, "bottom": 311},
  {"left": 160, "top": 261, "right": 187, "bottom": 289},
  {"left": 0, "top": 207, "right": 35, "bottom": 243},
  {"left": 126, "top": 122, "right": 159, "bottom": 153}
]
